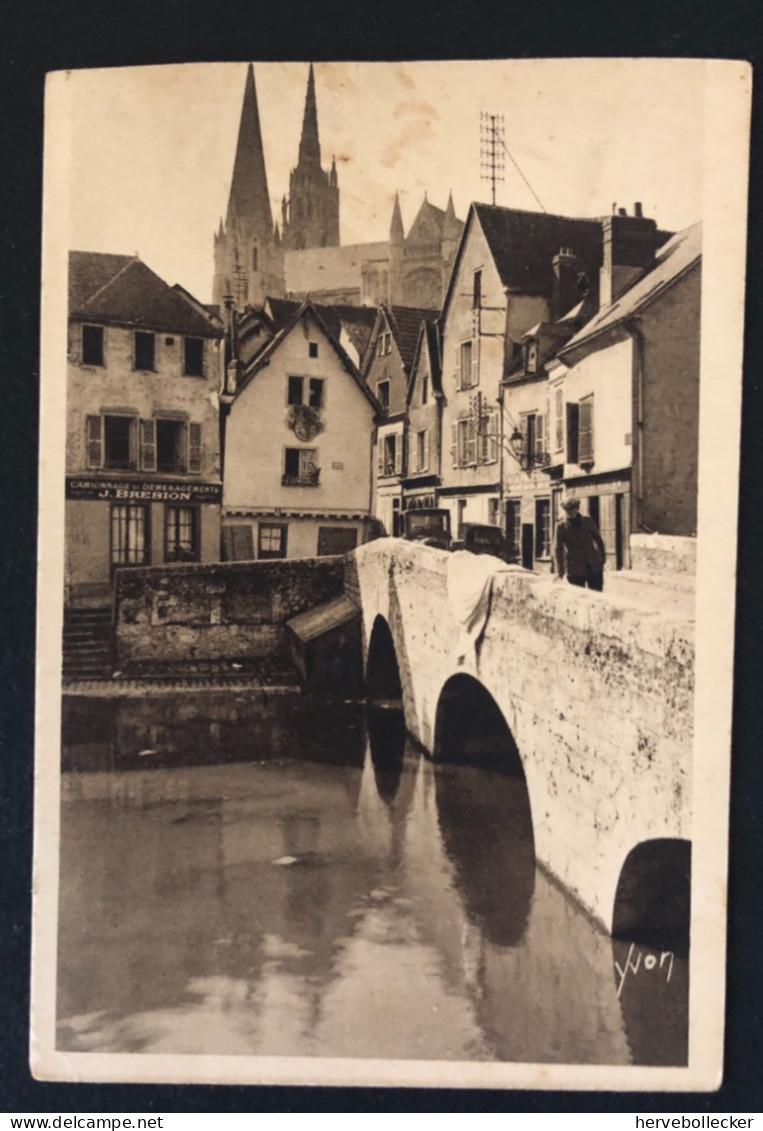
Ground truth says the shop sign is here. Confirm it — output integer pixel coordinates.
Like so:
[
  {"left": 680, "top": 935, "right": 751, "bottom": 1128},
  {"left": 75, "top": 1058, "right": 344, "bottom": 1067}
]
[{"left": 66, "top": 476, "right": 222, "bottom": 502}]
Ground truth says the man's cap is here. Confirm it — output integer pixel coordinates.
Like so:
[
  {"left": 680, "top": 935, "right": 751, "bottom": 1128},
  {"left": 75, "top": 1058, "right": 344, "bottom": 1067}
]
[{"left": 561, "top": 496, "right": 581, "bottom": 511}]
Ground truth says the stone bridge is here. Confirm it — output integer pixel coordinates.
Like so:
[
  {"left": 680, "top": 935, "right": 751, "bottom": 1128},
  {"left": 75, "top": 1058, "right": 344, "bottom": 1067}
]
[{"left": 346, "top": 538, "right": 694, "bottom": 942}]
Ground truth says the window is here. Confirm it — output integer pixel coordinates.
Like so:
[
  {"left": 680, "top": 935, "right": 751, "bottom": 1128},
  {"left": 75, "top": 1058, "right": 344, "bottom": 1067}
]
[
  {"left": 566, "top": 402, "right": 579, "bottom": 463},
  {"left": 86, "top": 415, "right": 136, "bottom": 470},
  {"left": 110, "top": 503, "right": 150, "bottom": 568},
  {"left": 578, "top": 394, "right": 594, "bottom": 464},
  {"left": 535, "top": 499, "right": 551, "bottom": 559},
  {"left": 308, "top": 342, "right": 319, "bottom": 358},
  {"left": 525, "top": 341, "right": 539, "bottom": 375},
  {"left": 415, "top": 429, "right": 430, "bottom": 472},
  {"left": 377, "top": 380, "right": 390, "bottom": 411},
  {"left": 473, "top": 269, "right": 482, "bottom": 309},
  {"left": 456, "top": 417, "right": 477, "bottom": 466},
  {"left": 477, "top": 409, "right": 499, "bottom": 465},
  {"left": 317, "top": 527, "right": 358, "bottom": 556},
  {"left": 258, "top": 523, "right": 288, "bottom": 559},
  {"left": 183, "top": 337, "right": 204, "bottom": 377},
  {"left": 288, "top": 376, "right": 304, "bottom": 405},
  {"left": 156, "top": 419, "right": 187, "bottom": 473},
  {"left": 134, "top": 331, "right": 155, "bottom": 371},
  {"left": 505, "top": 500, "right": 521, "bottom": 555},
  {"left": 488, "top": 497, "right": 500, "bottom": 526},
  {"left": 165, "top": 505, "right": 199, "bottom": 562},
  {"left": 456, "top": 339, "right": 479, "bottom": 389},
  {"left": 82, "top": 325, "right": 104, "bottom": 366},
  {"left": 283, "top": 448, "right": 319, "bottom": 485},
  {"left": 421, "top": 374, "right": 429, "bottom": 405},
  {"left": 378, "top": 433, "right": 401, "bottom": 477},
  {"left": 288, "top": 376, "right": 324, "bottom": 409},
  {"left": 252, "top": 245, "right": 258, "bottom": 271}
]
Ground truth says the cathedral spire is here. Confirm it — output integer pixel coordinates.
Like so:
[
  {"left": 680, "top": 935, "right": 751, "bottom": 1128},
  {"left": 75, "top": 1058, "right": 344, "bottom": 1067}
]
[
  {"left": 297, "top": 63, "right": 321, "bottom": 167},
  {"left": 226, "top": 64, "right": 273, "bottom": 232},
  {"left": 390, "top": 192, "right": 405, "bottom": 244}
]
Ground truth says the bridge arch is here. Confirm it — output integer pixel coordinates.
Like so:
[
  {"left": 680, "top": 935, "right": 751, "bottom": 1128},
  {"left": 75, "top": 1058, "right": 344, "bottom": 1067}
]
[
  {"left": 432, "top": 673, "right": 535, "bottom": 945},
  {"left": 612, "top": 837, "right": 691, "bottom": 954},
  {"left": 364, "top": 614, "right": 402, "bottom": 702}
]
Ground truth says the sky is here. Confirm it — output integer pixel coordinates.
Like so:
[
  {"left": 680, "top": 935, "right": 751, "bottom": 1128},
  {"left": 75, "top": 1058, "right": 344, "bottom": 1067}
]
[{"left": 58, "top": 59, "right": 706, "bottom": 303}]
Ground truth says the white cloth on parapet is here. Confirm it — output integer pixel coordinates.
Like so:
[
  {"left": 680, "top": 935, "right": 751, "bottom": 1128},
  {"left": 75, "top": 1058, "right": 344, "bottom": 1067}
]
[{"left": 446, "top": 550, "right": 504, "bottom": 669}]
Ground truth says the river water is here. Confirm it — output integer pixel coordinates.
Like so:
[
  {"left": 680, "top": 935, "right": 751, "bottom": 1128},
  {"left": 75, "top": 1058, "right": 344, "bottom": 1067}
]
[{"left": 57, "top": 692, "right": 688, "bottom": 1065}]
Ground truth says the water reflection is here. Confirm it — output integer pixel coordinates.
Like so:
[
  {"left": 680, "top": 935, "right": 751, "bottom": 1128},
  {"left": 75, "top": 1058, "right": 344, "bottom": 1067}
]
[{"left": 57, "top": 693, "right": 688, "bottom": 1065}]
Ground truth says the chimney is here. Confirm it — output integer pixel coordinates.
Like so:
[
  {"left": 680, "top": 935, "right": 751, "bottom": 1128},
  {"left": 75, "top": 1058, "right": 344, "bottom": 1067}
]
[
  {"left": 599, "top": 209, "right": 661, "bottom": 307},
  {"left": 634, "top": 201, "right": 643, "bottom": 218},
  {"left": 552, "top": 247, "right": 581, "bottom": 321}
]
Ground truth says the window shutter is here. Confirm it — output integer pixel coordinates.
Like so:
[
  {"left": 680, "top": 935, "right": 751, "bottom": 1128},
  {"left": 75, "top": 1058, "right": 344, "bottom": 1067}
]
[
  {"left": 487, "top": 410, "right": 498, "bottom": 464},
  {"left": 451, "top": 423, "right": 458, "bottom": 467},
  {"left": 566, "top": 402, "right": 580, "bottom": 464},
  {"left": 471, "top": 338, "right": 480, "bottom": 387},
  {"left": 466, "top": 418, "right": 477, "bottom": 465},
  {"left": 578, "top": 397, "right": 594, "bottom": 462},
  {"left": 377, "top": 438, "right": 384, "bottom": 475},
  {"left": 535, "top": 414, "right": 545, "bottom": 458},
  {"left": 140, "top": 419, "right": 156, "bottom": 471},
  {"left": 86, "top": 415, "right": 103, "bottom": 468},
  {"left": 224, "top": 525, "right": 254, "bottom": 561},
  {"left": 395, "top": 433, "right": 403, "bottom": 475},
  {"left": 424, "top": 429, "right": 430, "bottom": 470},
  {"left": 454, "top": 346, "right": 461, "bottom": 390},
  {"left": 188, "top": 423, "right": 202, "bottom": 474},
  {"left": 555, "top": 390, "right": 564, "bottom": 451}
]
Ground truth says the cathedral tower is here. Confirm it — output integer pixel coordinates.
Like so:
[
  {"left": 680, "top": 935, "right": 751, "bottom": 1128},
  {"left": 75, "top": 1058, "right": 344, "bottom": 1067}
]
[
  {"left": 213, "top": 64, "right": 284, "bottom": 310},
  {"left": 281, "top": 64, "right": 340, "bottom": 251}
]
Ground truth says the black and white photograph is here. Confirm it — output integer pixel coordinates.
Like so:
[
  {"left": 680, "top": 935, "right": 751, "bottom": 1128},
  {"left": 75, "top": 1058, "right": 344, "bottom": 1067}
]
[{"left": 31, "top": 57, "right": 749, "bottom": 1090}]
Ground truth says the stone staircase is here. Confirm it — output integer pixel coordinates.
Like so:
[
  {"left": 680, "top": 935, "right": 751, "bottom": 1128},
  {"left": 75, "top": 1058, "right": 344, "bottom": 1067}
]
[{"left": 62, "top": 607, "right": 114, "bottom": 681}]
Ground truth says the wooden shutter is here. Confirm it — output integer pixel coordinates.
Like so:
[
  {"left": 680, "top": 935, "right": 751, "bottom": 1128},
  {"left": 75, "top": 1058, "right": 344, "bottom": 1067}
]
[
  {"left": 487, "top": 410, "right": 499, "bottom": 464},
  {"left": 222, "top": 524, "right": 254, "bottom": 561},
  {"left": 566, "top": 402, "right": 580, "bottom": 463},
  {"left": 377, "top": 437, "right": 384, "bottom": 475},
  {"left": 395, "top": 433, "right": 403, "bottom": 475},
  {"left": 578, "top": 397, "right": 594, "bottom": 463},
  {"left": 454, "top": 346, "right": 461, "bottom": 390},
  {"left": 451, "top": 423, "right": 458, "bottom": 467},
  {"left": 535, "top": 414, "right": 545, "bottom": 460},
  {"left": 188, "top": 423, "right": 202, "bottom": 474},
  {"left": 86, "top": 415, "right": 103, "bottom": 468},
  {"left": 471, "top": 338, "right": 480, "bottom": 388},
  {"left": 466, "top": 418, "right": 477, "bottom": 465},
  {"left": 555, "top": 389, "right": 564, "bottom": 452},
  {"left": 140, "top": 419, "right": 156, "bottom": 471},
  {"left": 423, "top": 429, "right": 430, "bottom": 470}
]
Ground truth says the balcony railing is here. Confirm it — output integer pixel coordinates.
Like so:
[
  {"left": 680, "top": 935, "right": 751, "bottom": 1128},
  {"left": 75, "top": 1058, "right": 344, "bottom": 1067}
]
[{"left": 281, "top": 469, "right": 321, "bottom": 487}]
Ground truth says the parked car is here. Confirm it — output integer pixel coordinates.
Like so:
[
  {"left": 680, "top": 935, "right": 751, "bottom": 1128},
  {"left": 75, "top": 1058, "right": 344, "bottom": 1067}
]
[
  {"left": 402, "top": 508, "right": 452, "bottom": 551},
  {"left": 452, "top": 523, "right": 518, "bottom": 563}
]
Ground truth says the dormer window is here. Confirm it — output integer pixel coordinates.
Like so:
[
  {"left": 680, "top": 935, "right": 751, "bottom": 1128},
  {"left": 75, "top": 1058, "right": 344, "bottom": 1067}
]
[{"left": 525, "top": 341, "right": 539, "bottom": 375}]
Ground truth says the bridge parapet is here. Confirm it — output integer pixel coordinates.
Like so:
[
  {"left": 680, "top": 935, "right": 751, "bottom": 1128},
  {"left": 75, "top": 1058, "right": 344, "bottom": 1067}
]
[{"left": 351, "top": 539, "right": 694, "bottom": 933}]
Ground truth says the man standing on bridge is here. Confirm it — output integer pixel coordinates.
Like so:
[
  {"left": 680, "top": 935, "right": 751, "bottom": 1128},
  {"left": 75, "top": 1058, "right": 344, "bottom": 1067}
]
[{"left": 554, "top": 496, "right": 606, "bottom": 591}]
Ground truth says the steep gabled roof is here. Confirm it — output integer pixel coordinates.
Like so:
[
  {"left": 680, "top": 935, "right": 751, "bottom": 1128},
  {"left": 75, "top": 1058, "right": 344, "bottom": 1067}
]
[
  {"left": 68, "top": 251, "right": 135, "bottom": 311},
  {"left": 406, "top": 197, "right": 464, "bottom": 245},
  {"left": 560, "top": 222, "right": 701, "bottom": 356},
  {"left": 265, "top": 297, "right": 376, "bottom": 360},
  {"left": 385, "top": 304, "right": 440, "bottom": 372},
  {"left": 69, "top": 251, "right": 223, "bottom": 337},
  {"left": 237, "top": 300, "right": 381, "bottom": 412},
  {"left": 441, "top": 202, "right": 604, "bottom": 325},
  {"left": 407, "top": 316, "right": 442, "bottom": 404}
]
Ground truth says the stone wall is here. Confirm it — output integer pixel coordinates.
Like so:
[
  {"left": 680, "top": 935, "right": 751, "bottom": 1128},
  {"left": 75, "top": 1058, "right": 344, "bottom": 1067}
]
[
  {"left": 352, "top": 539, "right": 694, "bottom": 932},
  {"left": 630, "top": 533, "right": 697, "bottom": 576},
  {"left": 114, "top": 557, "right": 345, "bottom": 674}
]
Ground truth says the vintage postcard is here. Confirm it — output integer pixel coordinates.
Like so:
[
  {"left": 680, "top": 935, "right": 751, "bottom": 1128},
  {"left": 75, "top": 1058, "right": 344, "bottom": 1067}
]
[{"left": 32, "top": 58, "right": 749, "bottom": 1089}]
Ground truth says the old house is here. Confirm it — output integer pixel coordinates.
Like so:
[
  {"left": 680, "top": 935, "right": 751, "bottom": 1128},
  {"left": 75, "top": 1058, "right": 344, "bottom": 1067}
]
[
  {"left": 221, "top": 301, "right": 380, "bottom": 560},
  {"left": 437, "top": 203, "right": 603, "bottom": 543},
  {"left": 401, "top": 318, "right": 443, "bottom": 513},
  {"left": 65, "top": 251, "right": 224, "bottom": 610},
  {"left": 363, "top": 303, "right": 439, "bottom": 535},
  {"left": 546, "top": 219, "right": 701, "bottom": 567}
]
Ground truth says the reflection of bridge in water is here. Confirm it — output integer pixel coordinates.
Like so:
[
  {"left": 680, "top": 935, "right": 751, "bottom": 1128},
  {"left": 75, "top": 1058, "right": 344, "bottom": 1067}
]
[{"left": 351, "top": 538, "right": 693, "bottom": 952}]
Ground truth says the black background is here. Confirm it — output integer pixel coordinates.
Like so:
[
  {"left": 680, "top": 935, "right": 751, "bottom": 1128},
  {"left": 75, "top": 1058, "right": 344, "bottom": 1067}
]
[{"left": 1, "top": 0, "right": 762, "bottom": 1114}]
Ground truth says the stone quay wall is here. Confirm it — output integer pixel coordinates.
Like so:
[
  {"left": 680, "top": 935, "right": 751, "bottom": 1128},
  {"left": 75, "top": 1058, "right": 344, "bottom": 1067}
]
[{"left": 113, "top": 558, "right": 345, "bottom": 675}]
